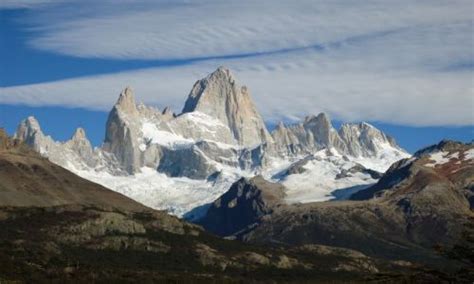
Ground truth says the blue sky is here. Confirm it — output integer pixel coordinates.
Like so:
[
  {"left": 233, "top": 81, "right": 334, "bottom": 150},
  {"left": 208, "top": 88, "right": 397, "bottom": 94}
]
[{"left": 0, "top": 1, "right": 473, "bottom": 153}]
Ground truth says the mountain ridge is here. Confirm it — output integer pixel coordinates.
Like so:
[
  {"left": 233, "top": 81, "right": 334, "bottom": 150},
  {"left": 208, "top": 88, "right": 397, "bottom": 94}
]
[
  {"left": 6, "top": 128, "right": 420, "bottom": 282},
  {"left": 13, "top": 66, "right": 409, "bottom": 217}
]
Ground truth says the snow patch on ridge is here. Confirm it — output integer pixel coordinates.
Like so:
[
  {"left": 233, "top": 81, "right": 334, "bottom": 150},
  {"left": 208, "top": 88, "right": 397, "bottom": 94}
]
[
  {"left": 464, "top": 148, "right": 474, "bottom": 160},
  {"left": 355, "top": 142, "right": 409, "bottom": 172},
  {"left": 178, "top": 111, "right": 227, "bottom": 129},
  {"left": 425, "top": 151, "right": 451, "bottom": 168},
  {"left": 269, "top": 147, "right": 409, "bottom": 204},
  {"left": 141, "top": 122, "right": 194, "bottom": 149},
  {"left": 276, "top": 151, "right": 374, "bottom": 204}
]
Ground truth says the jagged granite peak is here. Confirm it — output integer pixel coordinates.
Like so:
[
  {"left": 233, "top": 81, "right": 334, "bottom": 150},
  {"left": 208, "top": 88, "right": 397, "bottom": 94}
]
[
  {"left": 13, "top": 117, "right": 102, "bottom": 171},
  {"left": 271, "top": 112, "right": 347, "bottom": 156},
  {"left": 115, "top": 86, "right": 138, "bottom": 115},
  {"left": 338, "top": 122, "right": 400, "bottom": 157},
  {"left": 103, "top": 87, "right": 142, "bottom": 173},
  {"left": 71, "top": 127, "right": 87, "bottom": 141},
  {"left": 14, "top": 116, "right": 42, "bottom": 142},
  {"left": 303, "top": 113, "right": 346, "bottom": 150},
  {"left": 24, "top": 116, "right": 41, "bottom": 130},
  {"left": 68, "top": 127, "right": 92, "bottom": 151},
  {"left": 66, "top": 127, "right": 94, "bottom": 162},
  {"left": 182, "top": 66, "right": 273, "bottom": 147},
  {"left": 271, "top": 121, "right": 303, "bottom": 154},
  {"left": 271, "top": 114, "right": 408, "bottom": 161},
  {"left": 182, "top": 66, "right": 236, "bottom": 115},
  {"left": 14, "top": 116, "right": 55, "bottom": 155},
  {"left": 276, "top": 121, "right": 286, "bottom": 129}
]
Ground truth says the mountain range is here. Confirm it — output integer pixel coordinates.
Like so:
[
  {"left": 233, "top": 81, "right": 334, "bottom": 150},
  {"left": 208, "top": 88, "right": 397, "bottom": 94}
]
[
  {"left": 1, "top": 67, "right": 473, "bottom": 282},
  {"left": 4, "top": 128, "right": 416, "bottom": 282},
  {"left": 2, "top": 124, "right": 473, "bottom": 282},
  {"left": 14, "top": 66, "right": 408, "bottom": 218}
]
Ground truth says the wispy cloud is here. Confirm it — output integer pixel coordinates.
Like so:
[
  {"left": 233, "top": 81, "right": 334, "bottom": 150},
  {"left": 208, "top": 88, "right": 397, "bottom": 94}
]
[
  {"left": 1, "top": 0, "right": 473, "bottom": 126},
  {"left": 1, "top": 56, "right": 472, "bottom": 126},
  {"left": 0, "top": 0, "right": 58, "bottom": 9},
  {"left": 21, "top": 0, "right": 473, "bottom": 61}
]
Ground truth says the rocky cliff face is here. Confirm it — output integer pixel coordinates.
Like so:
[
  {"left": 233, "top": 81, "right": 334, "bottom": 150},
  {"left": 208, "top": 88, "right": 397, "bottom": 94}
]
[
  {"left": 14, "top": 116, "right": 55, "bottom": 155},
  {"left": 338, "top": 122, "right": 400, "bottom": 157},
  {"left": 182, "top": 66, "right": 273, "bottom": 147},
  {"left": 14, "top": 116, "right": 106, "bottom": 171},
  {"left": 103, "top": 87, "right": 144, "bottom": 173},
  {"left": 271, "top": 114, "right": 402, "bottom": 159}
]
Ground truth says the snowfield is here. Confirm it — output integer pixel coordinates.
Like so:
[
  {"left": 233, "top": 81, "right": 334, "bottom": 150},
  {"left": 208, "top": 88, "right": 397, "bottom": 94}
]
[
  {"left": 424, "top": 148, "right": 474, "bottom": 168},
  {"left": 141, "top": 122, "right": 194, "bottom": 149},
  {"left": 61, "top": 135, "right": 409, "bottom": 219},
  {"left": 72, "top": 167, "right": 244, "bottom": 219},
  {"left": 269, "top": 148, "right": 409, "bottom": 204}
]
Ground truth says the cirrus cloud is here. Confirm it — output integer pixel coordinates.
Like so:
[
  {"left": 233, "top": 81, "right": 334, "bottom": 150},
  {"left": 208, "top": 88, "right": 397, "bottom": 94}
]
[{"left": 1, "top": 0, "right": 473, "bottom": 127}]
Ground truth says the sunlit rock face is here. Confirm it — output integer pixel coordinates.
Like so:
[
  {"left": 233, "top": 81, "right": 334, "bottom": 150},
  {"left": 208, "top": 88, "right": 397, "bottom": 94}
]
[{"left": 182, "top": 66, "right": 273, "bottom": 148}]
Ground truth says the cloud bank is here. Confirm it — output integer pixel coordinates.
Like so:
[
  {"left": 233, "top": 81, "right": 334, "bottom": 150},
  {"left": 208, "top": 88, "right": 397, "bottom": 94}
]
[{"left": 1, "top": 0, "right": 473, "bottom": 126}]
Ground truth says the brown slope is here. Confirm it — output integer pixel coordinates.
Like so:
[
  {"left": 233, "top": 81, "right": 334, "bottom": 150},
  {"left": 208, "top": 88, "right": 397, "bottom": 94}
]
[
  {"left": 351, "top": 140, "right": 473, "bottom": 202},
  {"left": 0, "top": 129, "right": 147, "bottom": 212}
]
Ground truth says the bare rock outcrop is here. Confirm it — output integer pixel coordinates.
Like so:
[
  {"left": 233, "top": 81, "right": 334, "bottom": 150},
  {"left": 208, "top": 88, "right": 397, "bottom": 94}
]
[
  {"left": 103, "top": 87, "right": 143, "bottom": 173},
  {"left": 271, "top": 114, "right": 406, "bottom": 160},
  {"left": 199, "top": 176, "right": 286, "bottom": 236},
  {"left": 338, "top": 122, "right": 400, "bottom": 157},
  {"left": 182, "top": 66, "right": 273, "bottom": 147},
  {"left": 14, "top": 116, "right": 103, "bottom": 171}
]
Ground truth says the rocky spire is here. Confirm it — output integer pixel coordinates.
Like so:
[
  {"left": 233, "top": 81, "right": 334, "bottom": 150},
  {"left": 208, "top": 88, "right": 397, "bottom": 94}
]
[
  {"left": 181, "top": 66, "right": 273, "bottom": 147},
  {"left": 303, "top": 113, "right": 346, "bottom": 150},
  {"left": 276, "top": 121, "right": 286, "bottom": 130},
  {"left": 103, "top": 87, "right": 142, "bottom": 174},
  {"left": 182, "top": 66, "right": 237, "bottom": 115},
  {"left": 63, "top": 127, "right": 94, "bottom": 164},
  {"left": 115, "top": 86, "right": 138, "bottom": 115},
  {"left": 71, "top": 127, "right": 87, "bottom": 141},
  {"left": 14, "top": 116, "right": 43, "bottom": 144},
  {"left": 338, "top": 122, "right": 401, "bottom": 157}
]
